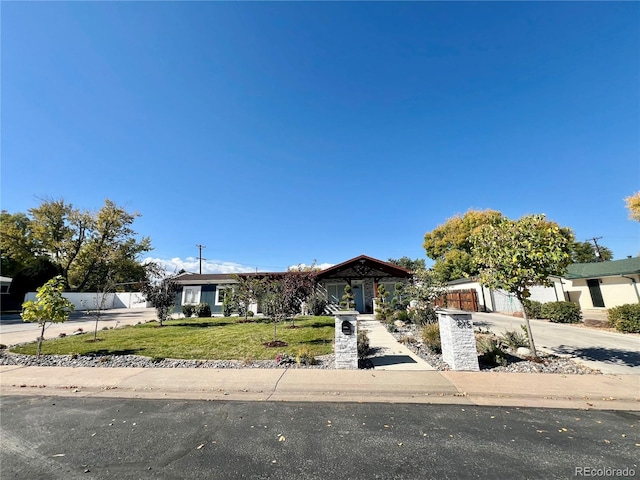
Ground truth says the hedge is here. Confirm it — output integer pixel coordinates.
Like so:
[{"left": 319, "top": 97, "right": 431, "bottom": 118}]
[
  {"left": 540, "top": 301, "right": 582, "bottom": 323},
  {"left": 608, "top": 304, "right": 640, "bottom": 333}
]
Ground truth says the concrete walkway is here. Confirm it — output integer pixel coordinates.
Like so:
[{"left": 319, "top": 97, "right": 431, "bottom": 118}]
[{"left": 358, "top": 315, "right": 434, "bottom": 370}]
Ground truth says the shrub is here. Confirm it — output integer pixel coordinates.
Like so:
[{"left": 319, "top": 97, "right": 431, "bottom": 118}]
[
  {"left": 394, "top": 310, "right": 410, "bottom": 323},
  {"left": 421, "top": 323, "right": 441, "bottom": 354},
  {"left": 296, "top": 346, "right": 317, "bottom": 366},
  {"left": 408, "top": 305, "right": 437, "bottom": 325},
  {"left": 276, "top": 352, "right": 295, "bottom": 365},
  {"left": 608, "top": 304, "right": 640, "bottom": 333},
  {"left": 540, "top": 301, "right": 581, "bottom": 323},
  {"left": 357, "top": 330, "right": 370, "bottom": 359},
  {"left": 182, "top": 304, "right": 195, "bottom": 317},
  {"left": 522, "top": 299, "right": 543, "bottom": 319},
  {"left": 194, "top": 302, "right": 211, "bottom": 318},
  {"left": 476, "top": 335, "right": 507, "bottom": 366},
  {"left": 247, "top": 310, "right": 255, "bottom": 317},
  {"left": 500, "top": 329, "right": 528, "bottom": 350},
  {"left": 307, "top": 296, "right": 327, "bottom": 316}
]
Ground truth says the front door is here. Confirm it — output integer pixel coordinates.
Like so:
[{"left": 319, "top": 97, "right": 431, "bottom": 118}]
[
  {"left": 587, "top": 279, "right": 605, "bottom": 307},
  {"left": 352, "top": 282, "right": 364, "bottom": 313}
]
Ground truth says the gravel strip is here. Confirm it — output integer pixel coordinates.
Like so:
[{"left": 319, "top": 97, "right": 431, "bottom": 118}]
[
  {"left": 389, "top": 324, "right": 602, "bottom": 375},
  {"left": 0, "top": 350, "right": 335, "bottom": 369}
]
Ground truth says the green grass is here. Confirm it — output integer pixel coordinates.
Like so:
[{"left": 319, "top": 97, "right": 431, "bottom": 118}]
[{"left": 10, "top": 316, "right": 335, "bottom": 360}]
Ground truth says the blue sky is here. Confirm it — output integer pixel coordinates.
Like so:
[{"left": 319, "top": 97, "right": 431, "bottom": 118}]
[{"left": 2, "top": 2, "right": 638, "bottom": 274}]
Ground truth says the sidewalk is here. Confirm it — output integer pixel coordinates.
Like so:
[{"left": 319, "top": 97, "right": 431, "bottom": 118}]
[
  {"left": 1, "top": 365, "right": 638, "bottom": 411},
  {"left": 358, "top": 316, "right": 434, "bottom": 370}
]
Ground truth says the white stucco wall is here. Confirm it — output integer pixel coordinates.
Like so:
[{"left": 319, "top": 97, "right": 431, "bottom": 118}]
[
  {"left": 24, "top": 292, "right": 149, "bottom": 311},
  {"left": 565, "top": 275, "right": 640, "bottom": 309}
]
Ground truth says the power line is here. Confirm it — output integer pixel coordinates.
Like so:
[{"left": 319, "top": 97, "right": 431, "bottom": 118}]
[
  {"left": 586, "top": 237, "right": 604, "bottom": 262},
  {"left": 196, "top": 244, "right": 206, "bottom": 274}
]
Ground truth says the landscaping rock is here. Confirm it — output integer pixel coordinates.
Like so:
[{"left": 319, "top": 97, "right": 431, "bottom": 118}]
[
  {"left": 391, "top": 323, "right": 601, "bottom": 375},
  {"left": 516, "top": 347, "right": 531, "bottom": 357}
]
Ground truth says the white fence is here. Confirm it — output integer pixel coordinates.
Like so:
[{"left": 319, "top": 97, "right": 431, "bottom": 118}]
[{"left": 23, "top": 292, "right": 150, "bottom": 311}]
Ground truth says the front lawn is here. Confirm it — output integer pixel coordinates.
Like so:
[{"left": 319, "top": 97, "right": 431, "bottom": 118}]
[{"left": 10, "top": 316, "right": 335, "bottom": 360}]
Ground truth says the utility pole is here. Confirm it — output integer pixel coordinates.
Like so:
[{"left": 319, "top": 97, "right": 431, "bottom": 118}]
[
  {"left": 196, "top": 244, "right": 206, "bottom": 274},
  {"left": 587, "top": 237, "right": 604, "bottom": 262}
]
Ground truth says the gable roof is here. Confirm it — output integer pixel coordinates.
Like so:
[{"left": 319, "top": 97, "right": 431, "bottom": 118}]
[
  {"left": 173, "top": 255, "right": 413, "bottom": 285},
  {"left": 315, "top": 254, "right": 412, "bottom": 281},
  {"left": 565, "top": 257, "right": 640, "bottom": 279}
]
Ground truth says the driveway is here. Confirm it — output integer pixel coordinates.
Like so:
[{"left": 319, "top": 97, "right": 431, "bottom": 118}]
[
  {"left": 0, "top": 308, "right": 158, "bottom": 346},
  {"left": 471, "top": 311, "right": 640, "bottom": 375}
]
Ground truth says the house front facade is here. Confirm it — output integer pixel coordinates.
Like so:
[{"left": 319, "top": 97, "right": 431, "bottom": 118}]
[
  {"left": 563, "top": 257, "right": 640, "bottom": 309},
  {"left": 173, "top": 255, "right": 413, "bottom": 315}
]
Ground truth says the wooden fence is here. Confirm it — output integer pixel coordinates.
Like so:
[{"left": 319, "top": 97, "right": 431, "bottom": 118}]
[{"left": 435, "top": 289, "right": 478, "bottom": 312}]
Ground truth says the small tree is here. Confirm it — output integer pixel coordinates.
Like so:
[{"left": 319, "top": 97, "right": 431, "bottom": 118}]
[
  {"left": 340, "top": 284, "right": 355, "bottom": 310},
  {"left": 140, "top": 267, "right": 180, "bottom": 326},
  {"left": 405, "top": 267, "right": 447, "bottom": 325},
  {"left": 221, "top": 288, "right": 237, "bottom": 317},
  {"left": 21, "top": 275, "right": 74, "bottom": 357},
  {"left": 81, "top": 272, "right": 117, "bottom": 342},
  {"left": 232, "top": 275, "right": 266, "bottom": 321},
  {"left": 375, "top": 284, "right": 392, "bottom": 321},
  {"left": 262, "top": 269, "right": 318, "bottom": 342},
  {"left": 471, "top": 214, "right": 573, "bottom": 356}
]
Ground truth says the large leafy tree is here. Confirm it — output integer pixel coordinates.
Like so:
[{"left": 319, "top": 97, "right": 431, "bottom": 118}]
[
  {"left": 571, "top": 241, "right": 613, "bottom": 263},
  {"left": 625, "top": 192, "right": 640, "bottom": 222},
  {"left": 423, "top": 209, "right": 505, "bottom": 281},
  {"left": 21, "top": 275, "right": 74, "bottom": 357},
  {"left": 387, "top": 257, "right": 426, "bottom": 272},
  {"left": 0, "top": 198, "right": 151, "bottom": 291},
  {"left": 471, "top": 214, "right": 574, "bottom": 356}
]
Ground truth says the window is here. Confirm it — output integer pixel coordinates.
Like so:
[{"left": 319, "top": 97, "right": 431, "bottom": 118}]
[
  {"left": 182, "top": 286, "right": 201, "bottom": 305},
  {"left": 215, "top": 287, "right": 231, "bottom": 306}
]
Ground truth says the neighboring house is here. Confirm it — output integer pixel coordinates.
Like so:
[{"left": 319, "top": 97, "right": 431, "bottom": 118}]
[
  {"left": 446, "top": 257, "right": 640, "bottom": 313},
  {"left": 446, "top": 277, "right": 563, "bottom": 313},
  {"left": 563, "top": 257, "right": 640, "bottom": 309},
  {"left": 173, "top": 255, "right": 413, "bottom": 315}
]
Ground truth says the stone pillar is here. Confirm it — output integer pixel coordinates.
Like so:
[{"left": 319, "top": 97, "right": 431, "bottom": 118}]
[
  {"left": 334, "top": 311, "right": 358, "bottom": 369},
  {"left": 437, "top": 309, "right": 479, "bottom": 371}
]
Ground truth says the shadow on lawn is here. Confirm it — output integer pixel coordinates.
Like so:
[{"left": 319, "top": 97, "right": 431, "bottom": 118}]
[
  {"left": 87, "top": 349, "right": 140, "bottom": 356},
  {"left": 308, "top": 321, "right": 334, "bottom": 328},
  {"left": 303, "top": 339, "right": 331, "bottom": 345},
  {"left": 170, "top": 321, "right": 229, "bottom": 328}
]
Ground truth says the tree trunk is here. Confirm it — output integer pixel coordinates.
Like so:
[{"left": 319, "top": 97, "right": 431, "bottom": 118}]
[
  {"left": 518, "top": 295, "right": 538, "bottom": 357},
  {"left": 37, "top": 322, "right": 46, "bottom": 358}
]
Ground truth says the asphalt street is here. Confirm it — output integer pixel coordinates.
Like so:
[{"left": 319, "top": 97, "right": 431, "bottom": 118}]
[{"left": 1, "top": 396, "right": 638, "bottom": 480}]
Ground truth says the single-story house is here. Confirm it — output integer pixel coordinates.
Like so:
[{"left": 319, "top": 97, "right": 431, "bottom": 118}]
[
  {"left": 446, "top": 257, "right": 640, "bottom": 313},
  {"left": 173, "top": 255, "right": 413, "bottom": 315},
  {"left": 563, "top": 257, "right": 640, "bottom": 309}
]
